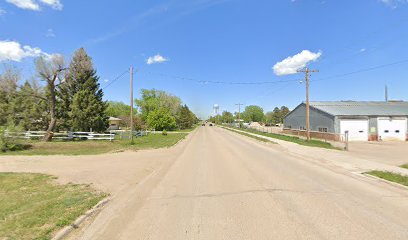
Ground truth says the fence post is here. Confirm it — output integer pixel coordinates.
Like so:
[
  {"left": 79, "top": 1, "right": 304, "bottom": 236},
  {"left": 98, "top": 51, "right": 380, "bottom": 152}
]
[{"left": 345, "top": 131, "right": 349, "bottom": 151}]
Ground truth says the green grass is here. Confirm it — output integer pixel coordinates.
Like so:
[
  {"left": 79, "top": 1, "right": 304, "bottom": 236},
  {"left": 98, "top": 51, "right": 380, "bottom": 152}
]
[
  {"left": 366, "top": 171, "right": 408, "bottom": 187},
  {"left": 222, "top": 127, "right": 276, "bottom": 144},
  {"left": 400, "top": 164, "right": 408, "bottom": 169},
  {"left": 0, "top": 173, "right": 107, "bottom": 240},
  {"left": 0, "top": 133, "right": 188, "bottom": 156},
  {"left": 223, "top": 126, "right": 340, "bottom": 150}
]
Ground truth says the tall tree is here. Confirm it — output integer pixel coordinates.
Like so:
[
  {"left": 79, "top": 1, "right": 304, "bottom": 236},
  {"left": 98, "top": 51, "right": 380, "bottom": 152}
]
[
  {"left": 279, "top": 106, "right": 290, "bottom": 123},
  {"left": 12, "top": 80, "right": 48, "bottom": 130},
  {"left": 265, "top": 111, "right": 274, "bottom": 125},
  {"left": 60, "top": 48, "right": 108, "bottom": 132},
  {"left": 221, "top": 111, "right": 234, "bottom": 123},
  {"left": 0, "top": 66, "right": 19, "bottom": 126},
  {"left": 242, "top": 105, "right": 264, "bottom": 122},
  {"left": 135, "top": 89, "right": 181, "bottom": 121},
  {"left": 176, "top": 105, "right": 196, "bottom": 129},
  {"left": 36, "top": 55, "right": 65, "bottom": 141},
  {"left": 106, "top": 101, "right": 131, "bottom": 117}
]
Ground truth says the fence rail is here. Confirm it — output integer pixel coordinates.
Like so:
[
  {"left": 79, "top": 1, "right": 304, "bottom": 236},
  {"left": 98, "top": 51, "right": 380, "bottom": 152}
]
[{"left": 5, "top": 131, "right": 115, "bottom": 141}]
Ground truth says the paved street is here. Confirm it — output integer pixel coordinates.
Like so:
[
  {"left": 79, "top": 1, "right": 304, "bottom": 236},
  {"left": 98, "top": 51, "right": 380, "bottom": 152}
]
[{"left": 78, "top": 127, "right": 408, "bottom": 240}]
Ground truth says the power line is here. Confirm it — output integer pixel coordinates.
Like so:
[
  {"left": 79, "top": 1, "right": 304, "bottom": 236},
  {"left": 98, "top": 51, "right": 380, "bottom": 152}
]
[
  {"left": 102, "top": 70, "right": 130, "bottom": 90},
  {"left": 313, "top": 58, "right": 408, "bottom": 83},
  {"left": 141, "top": 70, "right": 299, "bottom": 85}
]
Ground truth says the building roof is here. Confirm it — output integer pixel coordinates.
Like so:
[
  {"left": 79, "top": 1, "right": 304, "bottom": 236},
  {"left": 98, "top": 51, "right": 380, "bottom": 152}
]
[
  {"left": 309, "top": 101, "right": 408, "bottom": 116},
  {"left": 108, "top": 117, "right": 122, "bottom": 121}
]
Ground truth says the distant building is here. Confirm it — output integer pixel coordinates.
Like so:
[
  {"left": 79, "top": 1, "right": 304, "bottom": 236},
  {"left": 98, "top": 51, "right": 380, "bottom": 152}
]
[
  {"left": 283, "top": 101, "right": 408, "bottom": 141},
  {"left": 108, "top": 117, "right": 122, "bottom": 130}
]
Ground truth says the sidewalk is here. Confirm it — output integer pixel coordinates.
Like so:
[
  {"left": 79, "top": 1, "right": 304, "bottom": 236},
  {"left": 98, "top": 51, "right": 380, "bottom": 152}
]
[{"left": 222, "top": 127, "right": 408, "bottom": 176}]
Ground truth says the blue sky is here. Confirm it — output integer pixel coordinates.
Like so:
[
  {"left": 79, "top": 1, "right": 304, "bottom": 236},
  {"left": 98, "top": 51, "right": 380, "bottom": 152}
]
[{"left": 1, "top": 0, "right": 408, "bottom": 118}]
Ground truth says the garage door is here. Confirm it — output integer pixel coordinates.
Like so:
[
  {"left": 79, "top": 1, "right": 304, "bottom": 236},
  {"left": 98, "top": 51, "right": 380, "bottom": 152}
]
[
  {"left": 340, "top": 119, "right": 368, "bottom": 141},
  {"left": 378, "top": 118, "right": 407, "bottom": 141}
]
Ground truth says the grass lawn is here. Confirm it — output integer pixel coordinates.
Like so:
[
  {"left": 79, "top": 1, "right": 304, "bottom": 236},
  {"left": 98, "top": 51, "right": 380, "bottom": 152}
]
[
  {"left": 222, "top": 127, "right": 276, "bottom": 144},
  {"left": 0, "top": 133, "right": 188, "bottom": 156},
  {"left": 400, "top": 164, "right": 408, "bottom": 169},
  {"left": 0, "top": 173, "right": 107, "bottom": 240},
  {"left": 224, "top": 126, "right": 340, "bottom": 150},
  {"left": 366, "top": 171, "right": 408, "bottom": 187}
]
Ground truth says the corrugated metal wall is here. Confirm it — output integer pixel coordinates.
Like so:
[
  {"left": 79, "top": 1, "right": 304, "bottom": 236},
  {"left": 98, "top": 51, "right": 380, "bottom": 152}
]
[{"left": 284, "top": 104, "right": 336, "bottom": 133}]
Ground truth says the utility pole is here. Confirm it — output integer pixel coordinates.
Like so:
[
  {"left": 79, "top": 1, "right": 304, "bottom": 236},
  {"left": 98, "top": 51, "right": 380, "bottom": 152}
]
[
  {"left": 130, "top": 66, "right": 134, "bottom": 144},
  {"left": 236, "top": 103, "right": 243, "bottom": 128},
  {"left": 297, "top": 67, "right": 318, "bottom": 141}
]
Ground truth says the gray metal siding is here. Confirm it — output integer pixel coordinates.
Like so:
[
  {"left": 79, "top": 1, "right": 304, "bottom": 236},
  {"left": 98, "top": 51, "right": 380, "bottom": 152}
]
[{"left": 284, "top": 104, "right": 336, "bottom": 133}]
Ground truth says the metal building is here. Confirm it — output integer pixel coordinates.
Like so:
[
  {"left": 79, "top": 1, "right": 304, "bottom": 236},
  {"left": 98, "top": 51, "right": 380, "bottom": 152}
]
[{"left": 283, "top": 101, "right": 408, "bottom": 141}]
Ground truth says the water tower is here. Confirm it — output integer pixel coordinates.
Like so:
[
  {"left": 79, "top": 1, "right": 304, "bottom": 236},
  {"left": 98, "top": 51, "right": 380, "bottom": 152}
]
[{"left": 213, "top": 104, "right": 220, "bottom": 116}]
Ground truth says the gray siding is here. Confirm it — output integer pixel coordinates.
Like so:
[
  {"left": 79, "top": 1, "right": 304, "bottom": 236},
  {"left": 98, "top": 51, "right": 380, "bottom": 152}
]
[{"left": 284, "top": 104, "right": 336, "bottom": 133}]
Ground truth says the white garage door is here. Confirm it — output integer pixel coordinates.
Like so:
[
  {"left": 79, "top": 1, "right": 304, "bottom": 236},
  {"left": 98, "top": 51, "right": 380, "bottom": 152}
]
[
  {"left": 378, "top": 118, "right": 407, "bottom": 141},
  {"left": 340, "top": 119, "right": 368, "bottom": 141}
]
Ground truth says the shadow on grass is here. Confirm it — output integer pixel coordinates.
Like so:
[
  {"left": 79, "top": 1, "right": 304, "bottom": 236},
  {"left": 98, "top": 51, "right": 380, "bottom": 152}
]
[{"left": 1, "top": 143, "right": 32, "bottom": 153}]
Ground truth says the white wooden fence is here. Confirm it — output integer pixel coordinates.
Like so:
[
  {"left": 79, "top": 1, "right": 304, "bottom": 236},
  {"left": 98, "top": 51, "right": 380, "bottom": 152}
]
[{"left": 5, "top": 131, "right": 115, "bottom": 141}]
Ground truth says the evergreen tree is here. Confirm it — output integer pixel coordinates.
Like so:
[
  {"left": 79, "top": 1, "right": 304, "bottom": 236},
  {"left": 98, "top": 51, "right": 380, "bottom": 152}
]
[
  {"left": 61, "top": 48, "right": 108, "bottom": 132},
  {"left": 177, "top": 105, "right": 195, "bottom": 129},
  {"left": 12, "top": 81, "right": 48, "bottom": 130},
  {"left": 0, "top": 66, "right": 19, "bottom": 126}
]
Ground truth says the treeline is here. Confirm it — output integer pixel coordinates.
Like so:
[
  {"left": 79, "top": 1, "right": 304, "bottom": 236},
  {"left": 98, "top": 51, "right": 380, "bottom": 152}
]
[
  {"left": 0, "top": 48, "right": 107, "bottom": 141},
  {"left": 209, "top": 105, "right": 289, "bottom": 125},
  {"left": 107, "top": 89, "right": 199, "bottom": 131},
  {"left": 1, "top": 47, "right": 198, "bottom": 141}
]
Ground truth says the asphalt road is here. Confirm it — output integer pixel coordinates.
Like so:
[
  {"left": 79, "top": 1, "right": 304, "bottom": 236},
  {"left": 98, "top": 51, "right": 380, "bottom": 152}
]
[{"left": 79, "top": 126, "right": 408, "bottom": 240}]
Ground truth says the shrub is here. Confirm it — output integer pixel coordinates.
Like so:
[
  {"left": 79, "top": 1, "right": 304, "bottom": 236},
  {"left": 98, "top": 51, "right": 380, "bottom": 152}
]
[
  {"left": 0, "top": 126, "right": 30, "bottom": 152},
  {"left": 146, "top": 108, "right": 177, "bottom": 131},
  {"left": 162, "top": 130, "right": 168, "bottom": 136}
]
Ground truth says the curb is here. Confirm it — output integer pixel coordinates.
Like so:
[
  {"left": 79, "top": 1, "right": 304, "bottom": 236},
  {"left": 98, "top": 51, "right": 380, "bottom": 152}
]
[
  {"left": 361, "top": 172, "right": 408, "bottom": 191},
  {"left": 52, "top": 197, "right": 111, "bottom": 240}
]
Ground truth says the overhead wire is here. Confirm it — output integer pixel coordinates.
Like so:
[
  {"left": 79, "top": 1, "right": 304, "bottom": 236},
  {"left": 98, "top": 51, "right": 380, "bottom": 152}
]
[
  {"left": 140, "top": 70, "right": 300, "bottom": 85},
  {"left": 312, "top": 58, "right": 408, "bottom": 83},
  {"left": 102, "top": 69, "right": 129, "bottom": 90}
]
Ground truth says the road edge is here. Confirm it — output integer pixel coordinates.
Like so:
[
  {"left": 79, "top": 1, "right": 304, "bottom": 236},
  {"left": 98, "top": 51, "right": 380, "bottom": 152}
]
[{"left": 51, "top": 197, "right": 111, "bottom": 240}]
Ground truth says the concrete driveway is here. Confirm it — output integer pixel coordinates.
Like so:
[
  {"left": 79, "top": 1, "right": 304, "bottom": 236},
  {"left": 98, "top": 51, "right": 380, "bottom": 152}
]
[{"left": 349, "top": 141, "right": 408, "bottom": 166}]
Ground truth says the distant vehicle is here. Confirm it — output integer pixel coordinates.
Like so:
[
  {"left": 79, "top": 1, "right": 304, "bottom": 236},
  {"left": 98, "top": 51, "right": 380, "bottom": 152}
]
[{"left": 202, "top": 123, "right": 206, "bottom": 126}]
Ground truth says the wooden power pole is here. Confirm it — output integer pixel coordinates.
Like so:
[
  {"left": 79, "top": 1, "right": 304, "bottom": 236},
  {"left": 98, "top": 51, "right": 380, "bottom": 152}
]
[
  {"left": 236, "top": 103, "right": 243, "bottom": 128},
  {"left": 297, "top": 67, "right": 318, "bottom": 141},
  {"left": 130, "top": 66, "right": 134, "bottom": 144}
]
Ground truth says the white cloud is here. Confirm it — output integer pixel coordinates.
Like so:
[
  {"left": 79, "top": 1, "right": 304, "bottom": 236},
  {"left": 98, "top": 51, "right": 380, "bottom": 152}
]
[
  {"left": 6, "top": 0, "right": 39, "bottom": 10},
  {"left": 46, "top": 28, "right": 56, "bottom": 38},
  {"left": 38, "top": 0, "right": 62, "bottom": 10},
  {"left": 0, "top": 40, "right": 52, "bottom": 62},
  {"left": 272, "top": 50, "right": 322, "bottom": 76},
  {"left": 0, "top": 7, "right": 6, "bottom": 15},
  {"left": 380, "top": 0, "right": 408, "bottom": 8},
  {"left": 359, "top": 48, "right": 366, "bottom": 52},
  {"left": 146, "top": 54, "right": 169, "bottom": 65},
  {"left": 6, "top": 0, "right": 63, "bottom": 11}
]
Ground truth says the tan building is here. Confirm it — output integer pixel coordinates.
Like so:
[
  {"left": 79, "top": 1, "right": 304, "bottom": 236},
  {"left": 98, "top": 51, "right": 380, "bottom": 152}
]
[{"left": 108, "top": 117, "right": 122, "bottom": 130}]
